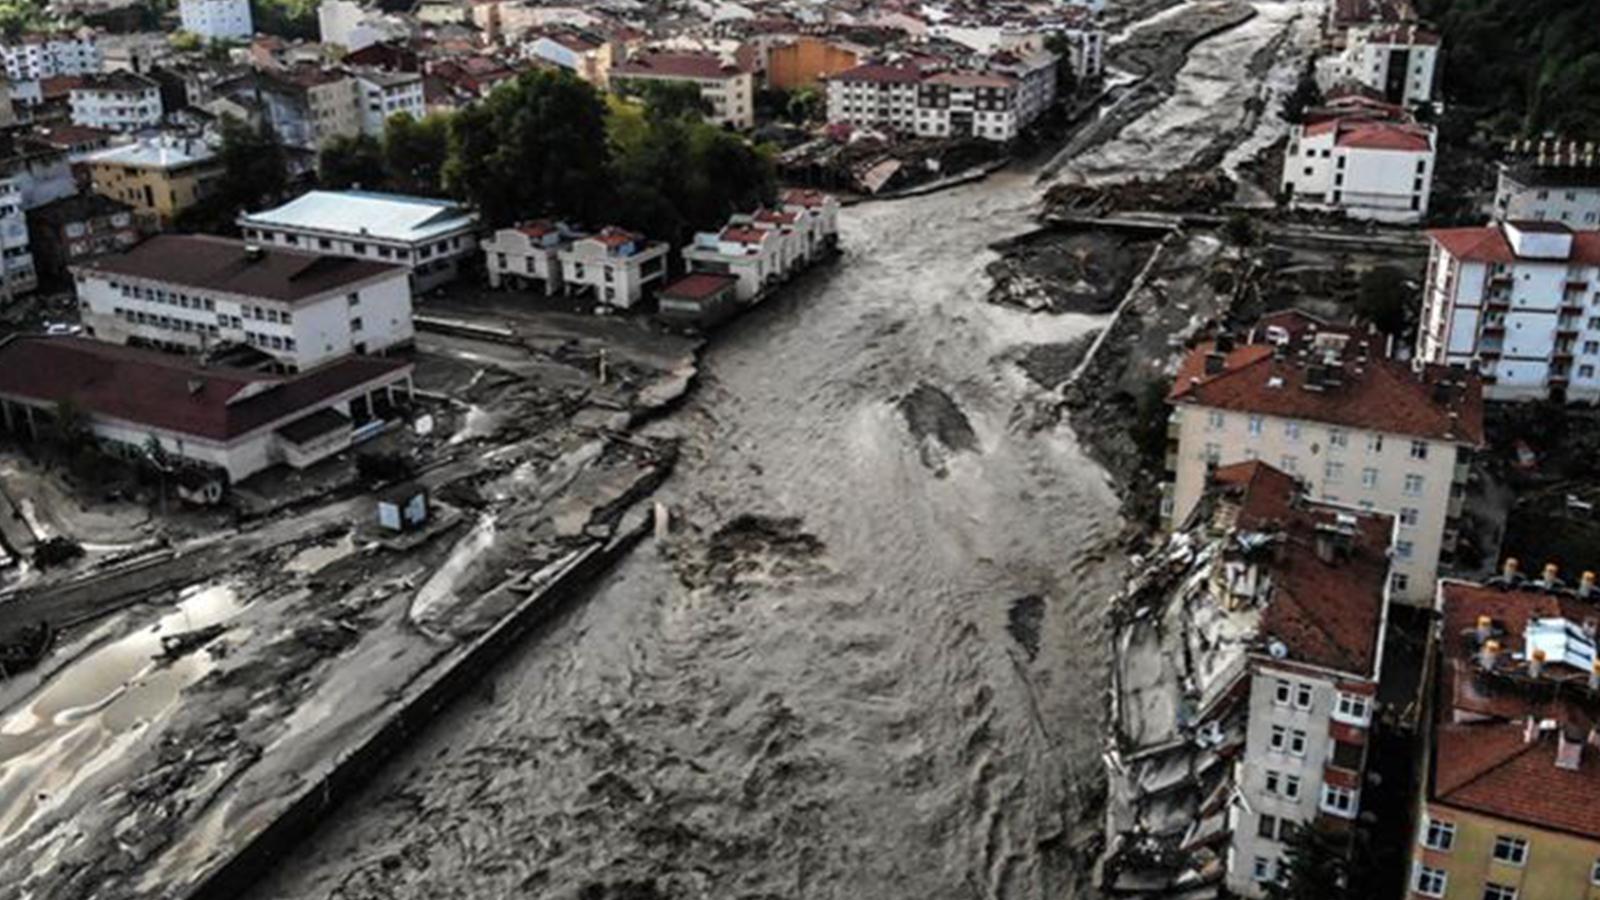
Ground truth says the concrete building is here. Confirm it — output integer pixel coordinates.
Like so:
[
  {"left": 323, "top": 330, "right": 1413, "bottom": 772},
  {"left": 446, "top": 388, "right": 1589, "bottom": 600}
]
[
  {"left": 68, "top": 71, "right": 161, "bottom": 132},
  {"left": 0, "top": 334, "right": 413, "bottom": 483},
  {"left": 179, "top": 0, "right": 254, "bottom": 41},
  {"left": 1048, "top": 16, "right": 1106, "bottom": 82},
  {"left": 353, "top": 69, "right": 424, "bottom": 137},
  {"left": 523, "top": 30, "right": 613, "bottom": 87},
  {"left": 1165, "top": 311, "right": 1485, "bottom": 606},
  {"left": 915, "top": 71, "right": 1023, "bottom": 142},
  {"left": 683, "top": 222, "right": 786, "bottom": 302},
  {"left": 82, "top": 136, "right": 224, "bottom": 227},
  {"left": 238, "top": 190, "right": 480, "bottom": 292},
  {"left": 555, "top": 227, "right": 668, "bottom": 309},
  {"left": 26, "top": 192, "right": 138, "bottom": 282},
  {"left": 1417, "top": 221, "right": 1600, "bottom": 403},
  {"left": 318, "top": 0, "right": 412, "bottom": 52},
  {"left": 766, "top": 36, "right": 862, "bottom": 91},
  {"left": 1411, "top": 575, "right": 1600, "bottom": 900},
  {"left": 74, "top": 234, "right": 414, "bottom": 370},
  {"left": 481, "top": 219, "right": 579, "bottom": 292},
  {"left": 779, "top": 187, "right": 841, "bottom": 257},
  {"left": 214, "top": 66, "right": 361, "bottom": 150},
  {"left": 823, "top": 63, "right": 921, "bottom": 133},
  {"left": 1098, "top": 461, "right": 1393, "bottom": 896},
  {"left": 1282, "top": 114, "right": 1436, "bottom": 223},
  {"left": 1492, "top": 139, "right": 1600, "bottom": 226},
  {"left": 0, "top": 178, "right": 37, "bottom": 298},
  {"left": 0, "top": 31, "right": 101, "bottom": 82},
  {"left": 990, "top": 49, "right": 1060, "bottom": 127},
  {"left": 1319, "top": 23, "right": 1439, "bottom": 107},
  {"left": 609, "top": 52, "right": 755, "bottom": 129}
]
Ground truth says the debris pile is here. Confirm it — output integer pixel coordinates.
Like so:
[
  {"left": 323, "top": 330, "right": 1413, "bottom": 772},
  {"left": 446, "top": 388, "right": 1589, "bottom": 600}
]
[{"left": 1044, "top": 172, "right": 1237, "bottom": 218}]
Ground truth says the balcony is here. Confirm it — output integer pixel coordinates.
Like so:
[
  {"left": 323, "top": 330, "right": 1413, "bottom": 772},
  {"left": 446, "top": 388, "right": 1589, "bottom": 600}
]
[{"left": 1485, "top": 294, "right": 1511, "bottom": 311}]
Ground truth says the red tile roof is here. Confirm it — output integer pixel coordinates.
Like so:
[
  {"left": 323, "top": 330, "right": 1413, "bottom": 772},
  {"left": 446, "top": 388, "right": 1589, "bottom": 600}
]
[
  {"left": 925, "top": 71, "right": 1016, "bottom": 89},
  {"left": 720, "top": 225, "right": 770, "bottom": 246},
  {"left": 1336, "top": 121, "right": 1432, "bottom": 151},
  {"left": 589, "top": 226, "right": 642, "bottom": 248},
  {"left": 77, "top": 235, "right": 405, "bottom": 304},
  {"left": 660, "top": 272, "right": 737, "bottom": 300},
  {"left": 611, "top": 52, "right": 745, "bottom": 80},
  {"left": 781, "top": 188, "right": 834, "bottom": 208},
  {"left": 1429, "top": 224, "right": 1600, "bottom": 265},
  {"left": 1170, "top": 340, "right": 1485, "bottom": 445},
  {"left": 753, "top": 209, "right": 798, "bottom": 226},
  {"left": 1213, "top": 460, "right": 1301, "bottom": 527},
  {"left": 0, "top": 336, "right": 410, "bottom": 442}
]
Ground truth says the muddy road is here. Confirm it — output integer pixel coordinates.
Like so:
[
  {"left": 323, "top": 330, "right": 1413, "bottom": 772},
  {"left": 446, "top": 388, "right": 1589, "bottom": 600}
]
[{"left": 249, "top": 3, "right": 1315, "bottom": 899}]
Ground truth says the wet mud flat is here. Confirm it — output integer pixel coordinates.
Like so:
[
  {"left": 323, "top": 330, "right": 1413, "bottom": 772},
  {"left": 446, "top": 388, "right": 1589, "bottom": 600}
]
[{"left": 985, "top": 228, "right": 1163, "bottom": 315}]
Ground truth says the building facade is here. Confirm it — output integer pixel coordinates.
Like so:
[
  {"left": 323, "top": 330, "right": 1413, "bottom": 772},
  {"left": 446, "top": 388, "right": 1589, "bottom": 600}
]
[
  {"left": 767, "top": 36, "right": 862, "bottom": 91},
  {"left": 915, "top": 72, "right": 1023, "bottom": 142},
  {"left": 238, "top": 190, "right": 480, "bottom": 292},
  {"left": 1165, "top": 312, "right": 1484, "bottom": 605},
  {"left": 482, "top": 220, "right": 577, "bottom": 292},
  {"left": 555, "top": 227, "right": 668, "bottom": 309},
  {"left": 1492, "top": 140, "right": 1600, "bottom": 226},
  {"left": 82, "top": 136, "right": 224, "bottom": 227},
  {"left": 0, "top": 178, "right": 37, "bottom": 299},
  {"left": 1320, "top": 24, "right": 1439, "bottom": 106},
  {"left": 609, "top": 52, "right": 755, "bottom": 129},
  {"left": 1282, "top": 115, "right": 1436, "bottom": 223},
  {"left": 179, "top": 0, "right": 254, "bottom": 41},
  {"left": 0, "top": 31, "right": 101, "bottom": 82},
  {"left": 824, "top": 63, "right": 921, "bottom": 133},
  {"left": 353, "top": 69, "right": 425, "bottom": 137},
  {"left": 1417, "top": 221, "right": 1600, "bottom": 402},
  {"left": 68, "top": 71, "right": 162, "bottom": 132},
  {"left": 26, "top": 192, "right": 138, "bottom": 282},
  {"left": 73, "top": 234, "right": 414, "bottom": 370}
]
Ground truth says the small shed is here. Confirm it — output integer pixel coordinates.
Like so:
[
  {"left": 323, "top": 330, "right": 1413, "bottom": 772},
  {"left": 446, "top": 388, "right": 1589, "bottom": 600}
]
[
  {"left": 376, "top": 483, "right": 429, "bottom": 532},
  {"left": 656, "top": 272, "right": 741, "bottom": 329}
]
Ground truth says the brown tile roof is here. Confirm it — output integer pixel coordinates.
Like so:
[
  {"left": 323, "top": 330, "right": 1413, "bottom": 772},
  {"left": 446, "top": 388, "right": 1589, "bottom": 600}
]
[
  {"left": 0, "top": 336, "right": 409, "bottom": 442},
  {"left": 660, "top": 272, "right": 737, "bottom": 300},
  {"left": 720, "top": 225, "right": 770, "bottom": 246},
  {"left": 76, "top": 235, "right": 405, "bottom": 305},
  {"left": 611, "top": 52, "right": 745, "bottom": 80},
  {"left": 1170, "top": 339, "right": 1485, "bottom": 445},
  {"left": 1213, "top": 460, "right": 1300, "bottom": 527},
  {"left": 781, "top": 188, "right": 834, "bottom": 208},
  {"left": 1430, "top": 224, "right": 1600, "bottom": 265}
]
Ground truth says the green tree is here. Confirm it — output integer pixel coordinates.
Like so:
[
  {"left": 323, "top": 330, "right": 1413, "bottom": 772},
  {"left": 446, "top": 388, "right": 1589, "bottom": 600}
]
[
  {"left": 1281, "top": 60, "right": 1323, "bottom": 124},
  {"left": 1043, "top": 33, "right": 1081, "bottom": 97},
  {"left": 443, "top": 70, "right": 612, "bottom": 227},
  {"left": 633, "top": 80, "right": 712, "bottom": 123},
  {"left": 1356, "top": 265, "right": 1416, "bottom": 336},
  {"left": 319, "top": 133, "right": 386, "bottom": 190},
  {"left": 384, "top": 111, "right": 451, "bottom": 196},
  {"left": 250, "top": 0, "right": 318, "bottom": 40},
  {"left": 170, "top": 30, "right": 202, "bottom": 52},
  {"left": 786, "top": 86, "right": 822, "bottom": 124}
]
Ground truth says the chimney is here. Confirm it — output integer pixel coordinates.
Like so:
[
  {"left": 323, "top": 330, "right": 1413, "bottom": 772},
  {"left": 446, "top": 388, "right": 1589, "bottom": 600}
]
[
  {"left": 1204, "top": 351, "right": 1227, "bottom": 375},
  {"left": 1529, "top": 648, "right": 1546, "bottom": 679},
  {"left": 1558, "top": 725, "right": 1585, "bottom": 771},
  {"left": 1475, "top": 614, "right": 1493, "bottom": 643},
  {"left": 1480, "top": 638, "right": 1502, "bottom": 671},
  {"left": 1581, "top": 571, "right": 1597, "bottom": 599}
]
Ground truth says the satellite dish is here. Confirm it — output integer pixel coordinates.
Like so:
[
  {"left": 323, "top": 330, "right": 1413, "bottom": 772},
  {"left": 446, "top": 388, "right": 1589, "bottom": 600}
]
[{"left": 1268, "top": 639, "right": 1288, "bottom": 659}]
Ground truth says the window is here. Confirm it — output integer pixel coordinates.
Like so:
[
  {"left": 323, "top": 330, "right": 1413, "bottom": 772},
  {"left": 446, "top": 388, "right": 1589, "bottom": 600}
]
[
  {"left": 1270, "top": 724, "right": 1287, "bottom": 751},
  {"left": 1204, "top": 443, "right": 1222, "bottom": 463},
  {"left": 1324, "top": 461, "right": 1345, "bottom": 482},
  {"left": 1289, "top": 729, "right": 1307, "bottom": 756},
  {"left": 1403, "top": 474, "right": 1425, "bottom": 495},
  {"left": 1320, "top": 784, "right": 1355, "bottom": 816},
  {"left": 1280, "top": 455, "right": 1299, "bottom": 473},
  {"left": 1421, "top": 818, "right": 1455, "bottom": 851},
  {"left": 1328, "top": 428, "right": 1348, "bottom": 449},
  {"left": 1591, "top": 857, "right": 1600, "bottom": 885},
  {"left": 1294, "top": 683, "right": 1313, "bottom": 710},
  {"left": 1265, "top": 769, "right": 1281, "bottom": 795},
  {"left": 1396, "top": 540, "right": 1414, "bottom": 559},
  {"left": 1392, "top": 572, "right": 1410, "bottom": 593},
  {"left": 1482, "top": 884, "right": 1517, "bottom": 900},
  {"left": 1413, "top": 864, "right": 1446, "bottom": 897},
  {"left": 1283, "top": 774, "right": 1301, "bottom": 800},
  {"left": 1336, "top": 692, "right": 1370, "bottom": 723},
  {"left": 1274, "top": 679, "right": 1292, "bottom": 705},
  {"left": 1207, "top": 410, "right": 1225, "bottom": 429},
  {"left": 1361, "top": 467, "right": 1379, "bottom": 489},
  {"left": 1258, "top": 813, "right": 1278, "bottom": 840},
  {"left": 1410, "top": 439, "right": 1429, "bottom": 460},
  {"left": 1285, "top": 421, "right": 1301, "bottom": 441},
  {"left": 347, "top": 292, "right": 360, "bottom": 306},
  {"left": 1252, "top": 856, "right": 1274, "bottom": 882},
  {"left": 1400, "top": 507, "right": 1420, "bottom": 527},
  {"left": 1492, "top": 835, "right": 1528, "bottom": 866},
  {"left": 1248, "top": 414, "right": 1263, "bottom": 436},
  {"left": 1366, "top": 434, "right": 1384, "bottom": 453},
  {"left": 351, "top": 316, "right": 363, "bottom": 332}
]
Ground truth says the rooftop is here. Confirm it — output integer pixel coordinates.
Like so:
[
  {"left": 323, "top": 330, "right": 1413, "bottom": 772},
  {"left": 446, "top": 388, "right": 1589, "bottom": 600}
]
[
  {"left": 1430, "top": 222, "right": 1600, "bottom": 265},
  {"left": 238, "top": 190, "right": 478, "bottom": 243},
  {"left": 827, "top": 62, "right": 922, "bottom": 83},
  {"left": 1303, "top": 116, "right": 1433, "bottom": 152},
  {"left": 82, "top": 137, "right": 217, "bottom": 170},
  {"left": 73, "top": 71, "right": 157, "bottom": 93},
  {"left": 660, "top": 272, "right": 737, "bottom": 300},
  {"left": 0, "top": 336, "right": 409, "bottom": 442},
  {"left": 76, "top": 235, "right": 405, "bottom": 303},
  {"left": 611, "top": 51, "right": 746, "bottom": 80}
]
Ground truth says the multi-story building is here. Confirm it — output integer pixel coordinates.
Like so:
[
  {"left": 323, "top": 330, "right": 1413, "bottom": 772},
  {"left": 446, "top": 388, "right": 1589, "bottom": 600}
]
[
  {"left": 0, "top": 335, "right": 413, "bottom": 484},
  {"left": 0, "top": 178, "right": 37, "bottom": 299},
  {"left": 1319, "top": 24, "right": 1439, "bottom": 107},
  {"left": 1282, "top": 114, "right": 1436, "bottom": 222},
  {"left": 554, "top": 227, "right": 668, "bottom": 309},
  {"left": 1417, "top": 220, "right": 1600, "bottom": 402},
  {"left": 317, "top": 0, "right": 411, "bottom": 53},
  {"left": 73, "top": 234, "right": 414, "bottom": 370},
  {"left": 215, "top": 65, "right": 360, "bottom": 150},
  {"left": 824, "top": 63, "right": 921, "bottom": 133},
  {"left": 1491, "top": 139, "right": 1600, "bottom": 226},
  {"left": 1098, "top": 461, "right": 1394, "bottom": 896},
  {"left": 1410, "top": 574, "right": 1600, "bottom": 900},
  {"left": 915, "top": 72, "right": 1023, "bottom": 142},
  {"left": 683, "top": 222, "right": 787, "bottom": 302},
  {"left": 68, "top": 71, "right": 162, "bottom": 132},
  {"left": 779, "top": 187, "right": 841, "bottom": 257},
  {"left": 766, "top": 36, "right": 863, "bottom": 91},
  {"left": 481, "top": 219, "right": 579, "bottom": 292},
  {"left": 609, "top": 52, "right": 755, "bottom": 129},
  {"left": 1165, "top": 310, "right": 1485, "bottom": 606},
  {"left": 1046, "top": 9, "right": 1106, "bottom": 81},
  {"left": 0, "top": 31, "right": 101, "bottom": 83},
  {"left": 26, "top": 193, "right": 138, "bottom": 282},
  {"left": 990, "top": 49, "right": 1060, "bottom": 125},
  {"left": 353, "top": 69, "right": 424, "bottom": 137},
  {"left": 82, "top": 136, "right": 224, "bottom": 227},
  {"left": 523, "top": 30, "right": 613, "bottom": 87},
  {"left": 238, "top": 190, "right": 479, "bottom": 292},
  {"left": 179, "top": 0, "right": 253, "bottom": 41}
]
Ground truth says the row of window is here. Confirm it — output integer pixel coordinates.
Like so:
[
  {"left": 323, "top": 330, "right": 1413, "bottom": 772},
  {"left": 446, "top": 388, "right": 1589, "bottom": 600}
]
[
  {"left": 115, "top": 281, "right": 217, "bottom": 312},
  {"left": 244, "top": 331, "right": 297, "bottom": 351},
  {"left": 113, "top": 307, "right": 218, "bottom": 336},
  {"left": 1422, "top": 820, "right": 1529, "bottom": 864},
  {"left": 1206, "top": 412, "right": 1433, "bottom": 458},
  {"left": 1414, "top": 867, "right": 1525, "bottom": 900}
]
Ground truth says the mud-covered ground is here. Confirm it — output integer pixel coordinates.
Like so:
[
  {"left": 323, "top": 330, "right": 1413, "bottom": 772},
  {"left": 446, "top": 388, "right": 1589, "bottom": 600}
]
[{"left": 985, "top": 230, "right": 1161, "bottom": 315}]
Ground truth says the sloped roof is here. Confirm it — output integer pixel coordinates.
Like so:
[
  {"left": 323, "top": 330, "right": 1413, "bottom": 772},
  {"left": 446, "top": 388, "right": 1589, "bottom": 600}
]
[
  {"left": 239, "top": 190, "right": 478, "bottom": 243},
  {"left": 660, "top": 272, "right": 737, "bottom": 300},
  {"left": 1429, "top": 224, "right": 1600, "bottom": 265},
  {"left": 611, "top": 51, "right": 745, "bottom": 80},
  {"left": 77, "top": 235, "right": 404, "bottom": 303}
]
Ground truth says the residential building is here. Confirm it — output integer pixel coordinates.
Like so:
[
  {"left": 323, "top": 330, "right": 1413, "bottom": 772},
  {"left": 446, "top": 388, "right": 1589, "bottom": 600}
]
[
  {"left": 609, "top": 52, "right": 756, "bottom": 129},
  {"left": 26, "top": 192, "right": 138, "bottom": 282},
  {"left": 1098, "top": 461, "right": 1393, "bottom": 897},
  {"left": 0, "top": 31, "right": 102, "bottom": 82},
  {"left": 1047, "top": 13, "right": 1106, "bottom": 81},
  {"left": 915, "top": 71, "right": 1023, "bottom": 142},
  {"left": 30, "top": 122, "right": 116, "bottom": 160},
  {"left": 1492, "top": 139, "right": 1600, "bottom": 226},
  {"left": 989, "top": 49, "right": 1060, "bottom": 127},
  {"left": 238, "top": 189, "right": 480, "bottom": 292},
  {"left": 683, "top": 222, "right": 786, "bottom": 302},
  {"left": 656, "top": 272, "right": 740, "bottom": 327},
  {"left": 179, "top": 0, "right": 254, "bottom": 41},
  {"left": 766, "top": 36, "right": 862, "bottom": 90},
  {"left": 0, "top": 334, "right": 413, "bottom": 483},
  {"left": 1282, "top": 114, "right": 1435, "bottom": 222},
  {"left": 481, "top": 219, "right": 578, "bottom": 292},
  {"left": 0, "top": 131, "right": 78, "bottom": 209},
  {"left": 214, "top": 66, "right": 360, "bottom": 150},
  {"left": 1323, "top": 0, "right": 1418, "bottom": 50},
  {"left": 353, "top": 69, "right": 424, "bottom": 137},
  {"left": 778, "top": 187, "right": 841, "bottom": 257},
  {"left": 523, "top": 30, "right": 613, "bottom": 87},
  {"left": 0, "top": 178, "right": 37, "bottom": 298},
  {"left": 1411, "top": 574, "right": 1600, "bottom": 900},
  {"left": 99, "top": 32, "right": 173, "bottom": 75},
  {"left": 1165, "top": 311, "right": 1485, "bottom": 605},
  {"left": 73, "top": 234, "right": 414, "bottom": 370},
  {"left": 1319, "top": 24, "right": 1439, "bottom": 107},
  {"left": 1416, "top": 221, "right": 1600, "bottom": 402},
  {"left": 68, "top": 71, "right": 162, "bottom": 132},
  {"left": 823, "top": 63, "right": 921, "bottom": 133},
  {"left": 82, "top": 135, "right": 224, "bottom": 227},
  {"left": 554, "top": 227, "right": 668, "bottom": 309},
  {"left": 318, "top": 0, "right": 412, "bottom": 52}
]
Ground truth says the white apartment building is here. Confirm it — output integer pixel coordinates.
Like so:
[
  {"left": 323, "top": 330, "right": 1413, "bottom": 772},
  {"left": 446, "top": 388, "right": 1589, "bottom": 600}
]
[
  {"left": 555, "top": 227, "right": 668, "bottom": 309},
  {"left": 990, "top": 50, "right": 1059, "bottom": 126},
  {"left": 779, "top": 188, "right": 841, "bottom": 257},
  {"left": 0, "top": 178, "right": 37, "bottom": 299},
  {"left": 1165, "top": 312, "right": 1484, "bottom": 606},
  {"left": 1282, "top": 115, "right": 1435, "bottom": 223},
  {"left": 73, "top": 234, "right": 414, "bottom": 371},
  {"left": 915, "top": 71, "right": 1023, "bottom": 142},
  {"left": 0, "top": 31, "right": 101, "bottom": 82},
  {"left": 353, "top": 69, "right": 425, "bottom": 137},
  {"left": 69, "top": 72, "right": 162, "bottom": 132},
  {"left": 179, "top": 0, "right": 254, "bottom": 41},
  {"left": 683, "top": 223, "right": 786, "bottom": 302},
  {"left": 1047, "top": 16, "right": 1106, "bottom": 81},
  {"left": 1491, "top": 139, "right": 1600, "bottom": 226},
  {"left": 482, "top": 220, "right": 579, "bottom": 292},
  {"left": 1319, "top": 24, "right": 1439, "bottom": 106},
  {"left": 239, "top": 190, "right": 479, "bottom": 292},
  {"left": 1417, "top": 221, "right": 1600, "bottom": 402},
  {"left": 824, "top": 63, "right": 921, "bottom": 133},
  {"left": 608, "top": 52, "right": 755, "bottom": 129}
]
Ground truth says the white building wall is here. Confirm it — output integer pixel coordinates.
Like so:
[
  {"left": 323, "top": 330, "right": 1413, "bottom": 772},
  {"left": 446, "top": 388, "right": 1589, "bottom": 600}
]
[
  {"left": 180, "top": 0, "right": 254, "bottom": 41},
  {"left": 70, "top": 85, "right": 162, "bottom": 132}
]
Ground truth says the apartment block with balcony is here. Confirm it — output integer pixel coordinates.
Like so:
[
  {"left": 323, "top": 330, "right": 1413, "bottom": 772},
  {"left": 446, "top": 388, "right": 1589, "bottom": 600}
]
[
  {"left": 823, "top": 63, "right": 922, "bottom": 133},
  {"left": 354, "top": 69, "right": 425, "bottom": 138},
  {"left": 1165, "top": 310, "right": 1485, "bottom": 606},
  {"left": 0, "top": 178, "right": 38, "bottom": 299},
  {"left": 1282, "top": 114, "right": 1436, "bottom": 223},
  {"left": 68, "top": 71, "right": 162, "bottom": 132},
  {"left": 0, "top": 30, "right": 101, "bottom": 82},
  {"left": 179, "top": 0, "right": 253, "bottom": 41},
  {"left": 1410, "top": 575, "right": 1600, "bottom": 900},
  {"left": 1417, "top": 221, "right": 1600, "bottom": 403}
]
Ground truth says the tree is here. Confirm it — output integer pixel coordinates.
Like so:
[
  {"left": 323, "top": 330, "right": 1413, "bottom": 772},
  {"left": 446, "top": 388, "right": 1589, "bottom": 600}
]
[
  {"left": 177, "top": 115, "right": 287, "bottom": 231},
  {"left": 384, "top": 111, "right": 451, "bottom": 196},
  {"left": 319, "top": 134, "right": 386, "bottom": 190},
  {"left": 1356, "top": 265, "right": 1416, "bottom": 336},
  {"left": 1042, "top": 33, "right": 1081, "bottom": 97},
  {"left": 786, "top": 86, "right": 822, "bottom": 124},
  {"left": 633, "top": 80, "right": 712, "bottom": 123},
  {"left": 170, "top": 30, "right": 202, "bottom": 53},
  {"left": 1281, "top": 61, "right": 1324, "bottom": 124}
]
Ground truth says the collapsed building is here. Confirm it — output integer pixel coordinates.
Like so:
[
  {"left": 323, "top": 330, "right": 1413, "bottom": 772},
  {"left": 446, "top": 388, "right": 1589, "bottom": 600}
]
[{"left": 1100, "top": 461, "right": 1395, "bottom": 898}]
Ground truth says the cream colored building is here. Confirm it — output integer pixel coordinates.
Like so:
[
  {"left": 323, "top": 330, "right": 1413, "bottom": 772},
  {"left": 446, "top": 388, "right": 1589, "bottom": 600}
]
[
  {"left": 82, "top": 136, "right": 225, "bottom": 227},
  {"left": 1165, "top": 312, "right": 1484, "bottom": 605},
  {"left": 609, "top": 51, "right": 755, "bottom": 129}
]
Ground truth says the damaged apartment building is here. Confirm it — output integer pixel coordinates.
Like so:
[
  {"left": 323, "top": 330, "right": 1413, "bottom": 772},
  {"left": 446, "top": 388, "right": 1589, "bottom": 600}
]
[{"left": 1100, "top": 460, "right": 1395, "bottom": 898}]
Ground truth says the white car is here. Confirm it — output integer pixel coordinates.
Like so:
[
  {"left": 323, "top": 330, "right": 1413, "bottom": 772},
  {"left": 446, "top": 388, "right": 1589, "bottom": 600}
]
[{"left": 44, "top": 322, "right": 82, "bottom": 336}]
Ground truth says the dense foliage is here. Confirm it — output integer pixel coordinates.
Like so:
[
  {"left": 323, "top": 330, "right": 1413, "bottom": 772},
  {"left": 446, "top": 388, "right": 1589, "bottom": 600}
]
[
  {"left": 1420, "top": 0, "right": 1600, "bottom": 137},
  {"left": 250, "top": 0, "right": 318, "bottom": 41},
  {"left": 176, "top": 115, "right": 288, "bottom": 232}
]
